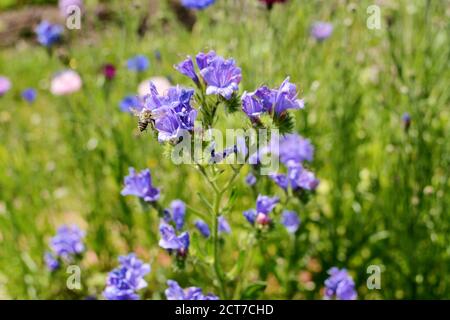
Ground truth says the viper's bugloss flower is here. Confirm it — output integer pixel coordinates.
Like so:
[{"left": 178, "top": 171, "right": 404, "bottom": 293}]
[
  {"left": 242, "top": 77, "right": 303, "bottom": 119},
  {"left": 195, "top": 51, "right": 217, "bottom": 70},
  {"left": 35, "top": 21, "right": 63, "bottom": 47},
  {"left": 281, "top": 210, "right": 300, "bottom": 233},
  {"left": 119, "top": 95, "right": 141, "bottom": 113},
  {"left": 243, "top": 209, "right": 257, "bottom": 225},
  {"left": 241, "top": 90, "right": 266, "bottom": 120},
  {"left": 142, "top": 83, "right": 197, "bottom": 142},
  {"left": 0, "top": 76, "right": 11, "bottom": 96},
  {"left": 59, "top": 0, "right": 84, "bottom": 17},
  {"left": 102, "top": 64, "right": 116, "bottom": 80},
  {"left": 21, "top": 88, "right": 37, "bottom": 103},
  {"left": 272, "top": 77, "right": 304, "bottom": 114},
  {"left": 288, "top": 164, "right": 319, "bottom": 191},
  {"left": 200, "top": 56, "right": 242, "bottom": 100},
  {"left": 269, "top": 173, "right": 289, "bottom": 190},
  {"left": 245, "top": 173, "right": 257, "bottom": 186},
  {"left": 244, "top": 195, "right": 279, "bottom": 227},
  {"left": 164, "top": 200, "right": 186, "bottom": 230},
  {"left": 121, "top": 167, "right": 160, "bottom": 202},
  {"left": 50, "top": 70, "right": 82, "bottom": 95},
  {"left": 195, "top": 219, "right": 211, "bottom": 238},
  {"left": 165, "top": 280, "right": 219, "bottom": 300},
  {"left": 44, "top": 252, "right": 60, "bottom": 271},
  {"left": 279, "top": 134, "right": 314, "bottom": 165},
  {"left": 127, "top": 55, "right": 149, "bottom": 72},
  {"left": 175, "top": 56, "right": 199, "bottom": 84},
  {"left": 324, "top": 267, "right": 357, "bottom": 300},
  {"left": 49, "top": 225, "right": 85, "bottom": 263},
  {"left": 181, "top": 0, "right": 216, "bottom": 10},
  {"left": 159, "top": 222, "right": 190, "bottom": 256},
  {"left": 218, "top": 216, "right": 231, "bottom": 234},
  {"left": 256, "top": 195, "right": 279, "bottom": 214},
  {"left": 311, "top": 22, "right": 333, "bottom": 41},
  {"left": 103, "top": 254, "right": 150, "bottom": 300}
]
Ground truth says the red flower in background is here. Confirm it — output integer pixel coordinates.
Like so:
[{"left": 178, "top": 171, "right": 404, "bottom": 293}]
[
  {"left": 102, "top": 64, "right": 116, "bottom": 81},
  {"left": 259, "top": 0, "right": 288, "bottom": 10}
]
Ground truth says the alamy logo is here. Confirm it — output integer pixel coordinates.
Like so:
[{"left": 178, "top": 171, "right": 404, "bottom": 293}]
[
  {"left": 367, "top": 265, "right": 382, "bottom": 290},
  {"left": 66, "top": 5, "right": 82, "bottom": 30},
  {"left": 66, "top": 265, "right": 81, "bottom": 290},
  {"left": 367, "top": 5, "right": 382, "bottom": 30}
]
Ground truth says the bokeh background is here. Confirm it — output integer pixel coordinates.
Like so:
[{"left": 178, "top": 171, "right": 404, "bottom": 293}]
[{"left": 0, "top": 0, "right": 449, "bottom": 299}]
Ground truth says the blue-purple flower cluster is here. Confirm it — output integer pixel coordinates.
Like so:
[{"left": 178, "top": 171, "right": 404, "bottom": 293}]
[
  {"left": 165, "top": 280, "right": 218, "bottom": 300},
  {"left": 141, "top": 83, "right": 197, "bottom": 142},
  {"left": 103, "top": 254, "right": 151, "bottom": 300},
  {"left": 35, "top": 21, "right": 63, "bottom": 47},
  {"left": 242, "top": 77, "right": 304, "bottom": 121},
  {"left": 269, "top": 133, "right": 319, "bottom": 192},
  {"left": 324, "top": 267, "right": 357, "bottom": 300},
  {"left": 121, "top": 167, "right": 160, "bottom": 202},
  {"left": 244, "top": 195, "right": 279, "bottom": 228},
  {"left": 44, "top": 225, "right": 85, "bottom": 271},
  {"left": 175, "top": 51, "right": 241, "bottom": 100},
  {"left": 127, "top": 55, "right": 150, "bottom": 72}
]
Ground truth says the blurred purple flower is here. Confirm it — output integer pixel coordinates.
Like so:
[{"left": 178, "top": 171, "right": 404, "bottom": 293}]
[
  {"left": 199, "top": 56, "right": 241, "bottom": 100},
  {"left": 35, "top": 21, "right": 63, "bottom": 47},
  {"left": 0, "top": 76, "right": 11, "bottom": 96},
  {"left": 44, "top": 252, "right": 60, "bottom": 271},
  {"left": 269, "top": 173, "right": 289, "bottom": 190},
  {"left": 49, "top": 225, "right": 85, "bottom": 261},
  {"left": 103, "top": 254, "right": 150, "bottom": 300},
  {"left": 256, "top": 194, "right": 279, "bottom": 214},
  {"left": 324, "top": 267, "right": 357, "bottom": 300},
  {"left": 402, "top": 112, "right": 411, "bottom": 131},
  {"left": 288, "top": 164, "right": 319, "bottom": 191},
  {"left": 243, "top": 209, "right": 257, "bottom": 225},
  {"left": 165, "top": 280, "right": 219, "bottom": 300},
  {"left": 127, "top": 55, "right": 149, "bottom": 72},
  {"left": 218, "top": 216, "right": 231, "bottom": 234},
  {"left": 121, "top": 168, "right": 160, "bottom": 202},
  {"left": 311, "top": 22, "right": 333, "bottom": 41},
  {"left": 279, "top": 133, "right": 314, "bottom": 165},
  {"left": 181, "top": 0, "right": 216, "bottom": 10},
  {"left": 21, "top": 88, "right": 37, "bottom": 103},
  {"left": 119, "top": 95, "right": 141, "bottom": 113},
  {"left": 245, "top": 172, "right": 257, "bottom": 186},
  {"left": 281, "top": 210, "right": 300, "bottom": 233},
  {"left": 195, "top": 219, "right": 210, "bottom": 238}
]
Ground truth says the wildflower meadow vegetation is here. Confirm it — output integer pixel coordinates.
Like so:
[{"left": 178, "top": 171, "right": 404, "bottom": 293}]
[{"left": 0, "top": 0, "right": 449, "bottom": 300}]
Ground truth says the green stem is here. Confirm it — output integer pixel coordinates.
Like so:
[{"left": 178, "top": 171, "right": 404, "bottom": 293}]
[{"left": 212, "top": 188, "right": 227, "bottom": 299}]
